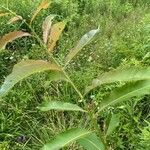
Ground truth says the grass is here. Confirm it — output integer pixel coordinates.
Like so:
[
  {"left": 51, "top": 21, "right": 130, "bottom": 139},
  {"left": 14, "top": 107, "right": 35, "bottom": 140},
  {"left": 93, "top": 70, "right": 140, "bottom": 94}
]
[{"left": 0, "top": 0, "right": 150, "bottom": 149}]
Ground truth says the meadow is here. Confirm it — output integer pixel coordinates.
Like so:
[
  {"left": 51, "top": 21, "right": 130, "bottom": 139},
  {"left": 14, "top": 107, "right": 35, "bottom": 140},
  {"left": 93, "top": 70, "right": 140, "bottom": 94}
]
[{"left": 0, "top": 0, "right": 150, "bottom": 149}]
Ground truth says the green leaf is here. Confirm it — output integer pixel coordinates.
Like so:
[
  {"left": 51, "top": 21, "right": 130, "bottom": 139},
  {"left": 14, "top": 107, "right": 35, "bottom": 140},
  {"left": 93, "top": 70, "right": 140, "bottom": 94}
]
[
  {"left": 98, "top": 80, "right": 150, "bottom": 112},
  {"left": 106, "top": 114, "right": 120, "bottom": 136},
  {"left": 38, "top": 101, "right": 86, "bottom": 112},
  {"left": 65, "top": 28, "right": 99, "bottom": 66},
  {"left": 85, "top": 66, "right": 150, "bottom": 94},
  {"left": 41, "top": 128, "right": 92, "bottom": 150},
  {"left": 45, "top": 70, "right": 68, "bottom": 83},
  {"left": 44, "top": 71, "right": 68, "bottom": 88},
  {"left": 78, "top": 133, "right": 105, "bottom": 150},
  {"left": 0, "top": 60, "right": 61, "bottom": 97}
]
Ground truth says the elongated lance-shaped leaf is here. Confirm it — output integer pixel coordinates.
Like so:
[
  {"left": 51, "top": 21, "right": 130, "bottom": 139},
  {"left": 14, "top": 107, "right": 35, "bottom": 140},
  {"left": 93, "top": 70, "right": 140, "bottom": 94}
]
[
  {"left": 77, "top": 133, "right": 105, "bottom": 150},
  {"left": 38, "top": 101, "right": 86, "bottom": 112},
  {"left": 106, "top": 114, "right": 120, "bottom": 136},
  {"left": 7, "top": 15, "right": 23, "bottom": 24},
  {"left": 0, "top": 60, "right": 61, "bottom": 97},
  {"left": 98, "top": 80, "right": 150, "bottom": 112},
  {"left": 41, "top": 128, "right": 93, "bottom": 150},
  {"left": 30, "top": 0, "right": 51, "bottom": 24},
  {"left": 48, "top": 21, "right": 66, "bottom": 52},
  {"left": 0, "top": 13, "right": 9, "bottom": 17},
  {"left": 0, "top": 31, "right": 31, "bottom": 49},
  {"left": 42, "top": 15, "right": 55, "bottom": 44},
  {"left": 85, "top": 66, "right": 150, "bottom": 94},
  {"left": 65, "top": 28, "right": 99, "bottom": 66}
]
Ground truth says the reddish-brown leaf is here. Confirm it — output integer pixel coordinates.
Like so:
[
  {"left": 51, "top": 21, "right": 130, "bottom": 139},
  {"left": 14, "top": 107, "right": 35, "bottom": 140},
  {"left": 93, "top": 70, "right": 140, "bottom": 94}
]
[{"left": 0, "top": 31, "right": 31, "bottom": 49}]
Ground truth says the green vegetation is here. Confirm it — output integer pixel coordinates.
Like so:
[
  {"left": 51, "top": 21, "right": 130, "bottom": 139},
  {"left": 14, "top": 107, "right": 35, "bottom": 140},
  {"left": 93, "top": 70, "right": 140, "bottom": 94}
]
[{"left": 0, "top": 0, "right": 150, "bottom": 149}]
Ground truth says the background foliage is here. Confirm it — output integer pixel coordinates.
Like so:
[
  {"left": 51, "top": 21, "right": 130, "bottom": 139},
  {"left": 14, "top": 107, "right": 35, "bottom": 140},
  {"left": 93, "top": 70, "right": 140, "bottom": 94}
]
[{"left": 0, "top": 0, "right": 150, "bottom": 149}]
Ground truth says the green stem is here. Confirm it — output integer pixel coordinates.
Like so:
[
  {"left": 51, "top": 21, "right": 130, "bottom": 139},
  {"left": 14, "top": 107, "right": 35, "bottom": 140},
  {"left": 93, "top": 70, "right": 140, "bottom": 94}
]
[{"left": 88, "top": 109, "right": 107, "bottom": 149}]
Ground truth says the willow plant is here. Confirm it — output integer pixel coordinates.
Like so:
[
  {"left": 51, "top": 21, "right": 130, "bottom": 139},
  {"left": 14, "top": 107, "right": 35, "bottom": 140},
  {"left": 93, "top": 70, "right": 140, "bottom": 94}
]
[{"left": 0, "top": 1, "right": 150, "bottom": 150}]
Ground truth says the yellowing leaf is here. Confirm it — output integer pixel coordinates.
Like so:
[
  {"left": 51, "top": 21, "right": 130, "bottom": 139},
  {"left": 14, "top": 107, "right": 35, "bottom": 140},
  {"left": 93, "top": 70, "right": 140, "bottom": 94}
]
[
  {"left": 30, "top": 0, "right": 51, "bottom": 24},
  {"left": 0, "top": 31, "right": 31, "bottom": 49},
  {"left": 48, "top": 21, "right": 66, "bottom": 52},
  {"left": 8, "top": 15, "right": 23, "bottom": 24},
  {"left": 0, "top": 13, "right": 9, "bottom": 17},
  {"left": 65, "top": 28, "right": 99, "bottom": 66},
  {"left": 42, "top": 15, "right": 55, "bottom": 44},
  {"left": 0, "top": 60, "right": 61, "bottom": 97}
]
